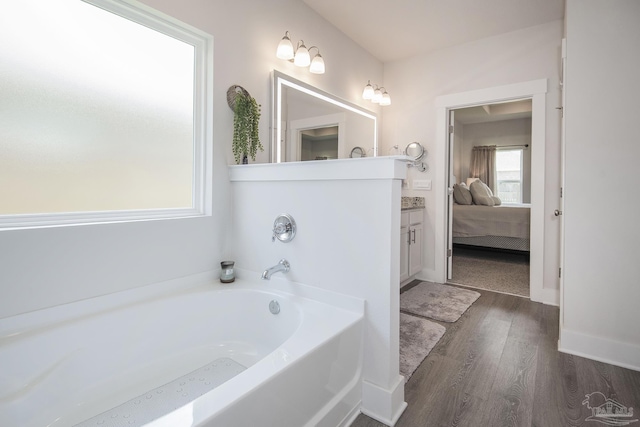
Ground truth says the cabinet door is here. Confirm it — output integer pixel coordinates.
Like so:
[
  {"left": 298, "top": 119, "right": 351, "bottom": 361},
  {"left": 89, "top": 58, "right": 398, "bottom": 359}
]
[
  {"left": 409, "top": 224, "right": 423, "bottom": 277},
  {"left": 400, "top": 226, "right": 409, "bottom": 282}
]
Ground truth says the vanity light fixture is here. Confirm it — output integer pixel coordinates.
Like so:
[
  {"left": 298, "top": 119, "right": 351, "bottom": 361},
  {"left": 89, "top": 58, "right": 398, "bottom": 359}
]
[
  {"left": 293, "top": 41, "right": 311, "bottom": 67},
  {"left": 362, "top": 81, "right": 374, "bottom": 100},
  {"left": 308, "top": 47, "right": 325, "bottom": 74},
  {"left": 380, "top": 89, "right": 391, "bottom": 106},
  {"left": 276, "top": 31, "right": 294, "bottom": 60},
  {"left": 362, "top": 81, "right": 391, "bottom": 106},
  {"left": 276, "top": 31, "right": 325, "bottom": 74},
  {"left": 371, "top": 87, "right": 383, "bottom": 104}
]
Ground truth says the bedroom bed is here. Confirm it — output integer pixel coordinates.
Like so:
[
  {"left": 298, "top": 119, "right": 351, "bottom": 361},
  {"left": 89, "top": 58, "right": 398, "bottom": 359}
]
[{"left": 452, "top": 203, "right": 531, "bottom": 251}]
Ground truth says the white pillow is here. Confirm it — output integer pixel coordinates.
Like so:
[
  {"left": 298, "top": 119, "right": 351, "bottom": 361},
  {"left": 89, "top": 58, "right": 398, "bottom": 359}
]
[
  {"left": 470, "top": 180, "right": 495, "bottom": 206},
  {"left": 453, "top": 184, "right": 473, "bottom": 205}
]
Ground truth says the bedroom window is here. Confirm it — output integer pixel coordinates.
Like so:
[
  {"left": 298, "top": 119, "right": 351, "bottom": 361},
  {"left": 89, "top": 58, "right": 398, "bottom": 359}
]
[
  {"left": 496, "top": 149, "right": 523, "bottom": 203},
  {"left": 0, "top": 0, "right": 213, "bottom": 229}
]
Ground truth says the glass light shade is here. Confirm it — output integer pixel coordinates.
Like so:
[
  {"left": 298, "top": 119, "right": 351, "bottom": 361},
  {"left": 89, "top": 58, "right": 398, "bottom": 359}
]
[
  {"left": 309, "top": 54, "right": 325, "bottom": 74},
  {"left": 276, "top": 34, "right": 294, "bottom": 60},
  {"left": 372, "top": 88, "right": 382, "bottom": 104},
  {"left": 362, "top": 82, "right": 374, "bottom": 100},
  {"left": 294, "top": 43, "right": 310, "bottom": 67},
  {"left": 380, "top": 91, "right": 391, "bottom": 106}
]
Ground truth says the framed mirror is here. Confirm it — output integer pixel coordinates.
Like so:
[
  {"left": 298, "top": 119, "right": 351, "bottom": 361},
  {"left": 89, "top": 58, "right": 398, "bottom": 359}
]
[{"left": 272, "top": 71, "right": 377, "bottom": 163}]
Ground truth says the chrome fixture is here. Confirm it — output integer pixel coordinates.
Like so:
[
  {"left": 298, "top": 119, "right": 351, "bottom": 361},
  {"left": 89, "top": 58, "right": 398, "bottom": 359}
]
[
  {"left": 405, "top": 141, "right": 428, "bottom": 172},
  {"left": 261, "top": 259, "right": 290, "bottom": 280},
  {"left": 350, "top": 146, "right": 366, "bottom": 158},
  {"left": 276, "top": 31, "right": 325, "bottom": 74},
  {"left": 272, "top": 213, "right": 297, "bottom": 243},
  {"left": 269, "top": 300, "right": 281, "bottom": 314},
  {"left": 362, "top": 80, "right": 391, "bottom": 106}
]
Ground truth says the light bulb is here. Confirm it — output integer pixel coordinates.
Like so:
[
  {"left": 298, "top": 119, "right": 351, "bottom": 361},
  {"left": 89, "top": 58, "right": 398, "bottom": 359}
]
[
  {"left": 309, "top": 53, "right": 325, "bottom": 74},
  {"left": 294, "top": 41, "right": 310, "bottom": 67},
  {"left": 276, "top": 32, "right": 294, "bottom": 60},
  {"left": 372, "top": 87, "right": 382, "bottom": 104},
  {"left": 380, "top": 90, "right": 391, "bottom": 106},
  {"left": 362, "top": 81, "right": 374, "bottom": 100}
]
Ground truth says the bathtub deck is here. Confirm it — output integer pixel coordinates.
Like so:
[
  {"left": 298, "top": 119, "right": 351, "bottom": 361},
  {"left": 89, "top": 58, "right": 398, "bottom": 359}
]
[{"left": 75, "top": 358, "right": 246, "bottom": 427}]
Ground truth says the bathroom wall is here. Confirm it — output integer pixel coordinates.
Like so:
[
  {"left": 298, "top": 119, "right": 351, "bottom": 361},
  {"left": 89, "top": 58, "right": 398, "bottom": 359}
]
[
  {"left": 0, "top": 0, "right": 383, "bottom": 319},
  {"left": 386, "top": 20, "right": 563, "bottom": 291},
  {"left": 561, "top": 0, "right": 640, "bottom": 370}
]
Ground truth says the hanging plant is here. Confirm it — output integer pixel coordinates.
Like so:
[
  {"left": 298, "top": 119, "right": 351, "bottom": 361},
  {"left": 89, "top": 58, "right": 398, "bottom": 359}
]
[{"left": 229, "top": 86, "right": 263, "bottom": 164}]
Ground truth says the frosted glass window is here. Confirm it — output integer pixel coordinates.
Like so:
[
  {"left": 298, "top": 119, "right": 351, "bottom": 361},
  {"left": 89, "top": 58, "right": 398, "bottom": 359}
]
[{"left": 0, "top": 0, "right": 212, "bottom": 226}]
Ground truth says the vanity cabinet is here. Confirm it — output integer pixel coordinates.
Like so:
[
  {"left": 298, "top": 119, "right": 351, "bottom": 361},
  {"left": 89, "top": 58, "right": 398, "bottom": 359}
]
[{"left": 400, "top": 209, "right": 423, "bottom": 282}]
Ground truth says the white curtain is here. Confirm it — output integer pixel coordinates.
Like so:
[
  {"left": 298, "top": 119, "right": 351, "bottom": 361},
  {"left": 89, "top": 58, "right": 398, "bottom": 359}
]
[{"left": 469, "top": 145, "right": 497, "bottom": 192}]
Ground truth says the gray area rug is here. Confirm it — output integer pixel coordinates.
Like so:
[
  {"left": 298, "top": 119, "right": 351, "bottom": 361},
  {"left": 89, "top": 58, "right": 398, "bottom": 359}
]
[
  {"left": 451, "top": 254, "right": 529, "bottom": 297},
  {"left": 400, "top": 313, "right": 446, "bottom": 380},
  {"left": 400, "top": 282, "right": 481, "bottom": 322}
]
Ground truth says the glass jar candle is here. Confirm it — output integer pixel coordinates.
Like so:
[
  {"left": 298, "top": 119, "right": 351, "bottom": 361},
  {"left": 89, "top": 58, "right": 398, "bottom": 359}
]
[{"left": 220, "top": 261, "right": 235, "bottom": 283}]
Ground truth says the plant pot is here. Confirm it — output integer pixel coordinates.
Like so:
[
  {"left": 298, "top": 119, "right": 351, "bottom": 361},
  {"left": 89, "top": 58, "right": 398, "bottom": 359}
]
[{"left": 242, "top": 155, "right": 248, "bottom": 164}]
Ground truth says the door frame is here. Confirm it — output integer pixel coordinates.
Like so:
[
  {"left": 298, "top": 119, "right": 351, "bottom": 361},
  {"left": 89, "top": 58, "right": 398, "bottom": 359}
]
[
  {"left": 289, "top": 113, "right": 346, "bottom": 161},
  {"left": 435, "top": 79, "right": 556, "bottom": 305}
]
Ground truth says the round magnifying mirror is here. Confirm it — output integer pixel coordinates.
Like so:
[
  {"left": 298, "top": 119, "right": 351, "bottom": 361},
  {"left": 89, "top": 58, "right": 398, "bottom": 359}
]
[
  {"left": 405, "top": 142, "right": 425, "bottom": 161},
  {"left": 350, "top": 146, "right": 366, "bottom": 158}
]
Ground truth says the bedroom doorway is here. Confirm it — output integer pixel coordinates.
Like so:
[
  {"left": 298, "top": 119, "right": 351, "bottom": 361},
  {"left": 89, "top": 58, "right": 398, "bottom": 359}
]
[
  {"left": 448, "top": 101, "right": 532, "bottom": 297},
  {"left": 435, "top": 79, "right": 550, "bottom": 305}
]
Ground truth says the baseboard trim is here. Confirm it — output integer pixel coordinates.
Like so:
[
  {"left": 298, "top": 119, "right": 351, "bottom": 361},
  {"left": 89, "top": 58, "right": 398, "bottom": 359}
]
[
  {"left": 530, "top": 287, "right": 559, "bottom": 306},
  {"left": 559, "top": 328, "right": 640, "bottom": 372},
  {"left": 361, "top": 376, "right": 407, "bottom": 426}
]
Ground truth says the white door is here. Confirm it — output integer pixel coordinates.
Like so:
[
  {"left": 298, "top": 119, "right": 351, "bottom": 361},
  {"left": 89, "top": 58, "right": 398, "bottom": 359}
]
[
  {"left": 446, "top": 110, "right": 456, "bottom": 280},
  {"left": 559, "top": 39, "right": 567, "bottom": 327}
]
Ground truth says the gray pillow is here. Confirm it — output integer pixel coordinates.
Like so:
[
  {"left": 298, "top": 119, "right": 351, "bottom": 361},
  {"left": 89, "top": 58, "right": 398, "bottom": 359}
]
[
  {"left": 453, "top": 184, "right": 473, "bottom": 205},
  {"left": 470, "top": 180, "right": 495, "bottom": 206}
]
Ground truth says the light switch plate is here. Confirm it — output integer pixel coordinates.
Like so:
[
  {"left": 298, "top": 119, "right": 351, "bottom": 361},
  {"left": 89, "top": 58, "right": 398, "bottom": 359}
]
[{"left": 413, "top": 179, "right": 432, "bottom": 190}]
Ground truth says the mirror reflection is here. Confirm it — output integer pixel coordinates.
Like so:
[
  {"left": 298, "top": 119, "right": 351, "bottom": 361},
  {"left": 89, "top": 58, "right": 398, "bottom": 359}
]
[
  {"left": 272, "top": 71, "right": 377, "bottom": 163},
  {"left": 350, "top": 147, "right": 366, "bottom": 158}
]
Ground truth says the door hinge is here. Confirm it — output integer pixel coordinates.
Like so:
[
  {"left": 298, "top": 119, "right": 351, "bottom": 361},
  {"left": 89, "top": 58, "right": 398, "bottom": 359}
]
[
  {"left": 560, "top": 187, "right": 563, "bottom": 198},
  {"left": 449, "top": 125, "right": 454, "bottom": 133},
  {"left": 448, "top": 249, "right": 452, "bottom": 257},
  {"left": 559, "top": 267, "right": 562, "bottom": 278}
]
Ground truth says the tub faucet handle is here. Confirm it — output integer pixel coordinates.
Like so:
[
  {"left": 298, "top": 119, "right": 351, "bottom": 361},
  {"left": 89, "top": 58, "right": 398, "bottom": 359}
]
[
  {"left": 271, "top": 214, "right": 296, "bottom": 243},
  {"left": 272, "top": 222, "right": 289, "bottom": 242}
]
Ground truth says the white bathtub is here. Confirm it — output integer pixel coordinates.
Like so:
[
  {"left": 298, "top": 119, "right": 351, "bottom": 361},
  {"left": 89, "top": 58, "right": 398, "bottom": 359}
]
[{"left": 0, "top": 276, "right": 364, "bottom": 426}]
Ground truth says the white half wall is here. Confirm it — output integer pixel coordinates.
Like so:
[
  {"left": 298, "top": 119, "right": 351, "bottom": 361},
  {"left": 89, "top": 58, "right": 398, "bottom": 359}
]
[
  {"left": 560, "top": 0, "right": 640, "bottom": 371},
  {"left": 229, "top": 158, "right": 408, "bottom": 425}
]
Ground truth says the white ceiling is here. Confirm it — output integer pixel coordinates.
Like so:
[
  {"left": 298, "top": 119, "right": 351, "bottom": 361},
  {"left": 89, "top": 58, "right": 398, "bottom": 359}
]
[
  {"left": 455, "top": 99, "right": 532, "bottom": 124},
  {"left": 302, "top": 0, "right": 565, "bottom": 62}
]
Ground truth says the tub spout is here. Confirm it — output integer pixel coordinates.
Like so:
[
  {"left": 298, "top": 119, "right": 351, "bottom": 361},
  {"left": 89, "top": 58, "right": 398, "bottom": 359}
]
[{"left": 261, "top": 259, "right": 290, "bottom": 280}]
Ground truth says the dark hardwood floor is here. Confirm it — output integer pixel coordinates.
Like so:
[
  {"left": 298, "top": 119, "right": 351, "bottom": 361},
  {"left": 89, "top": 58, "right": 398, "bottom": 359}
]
[{"left": 352, "top": 284, "right": 640, "bottom": 427}]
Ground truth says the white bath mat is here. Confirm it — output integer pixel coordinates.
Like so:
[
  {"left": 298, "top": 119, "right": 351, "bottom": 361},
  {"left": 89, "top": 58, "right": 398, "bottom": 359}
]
[{"left": 74, "top": 357, "right": 246, "bottom": 427}]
